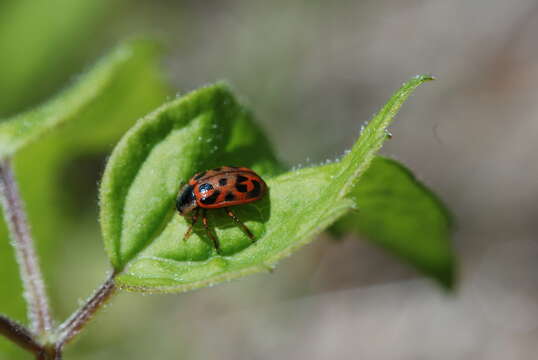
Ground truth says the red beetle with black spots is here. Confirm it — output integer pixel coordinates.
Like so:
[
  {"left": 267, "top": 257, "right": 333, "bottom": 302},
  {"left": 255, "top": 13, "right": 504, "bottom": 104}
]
[{"left": 176, "top": 166, "right": 267, "bottom": 253}]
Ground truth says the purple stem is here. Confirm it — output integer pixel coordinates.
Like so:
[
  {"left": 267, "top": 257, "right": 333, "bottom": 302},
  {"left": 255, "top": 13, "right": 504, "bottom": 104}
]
[
  {"left": 0, "top": 159, "right": 52, "bottom": 334},
  {"left": 56, "top": 272, "right": 117, "bottom": 351},
  {"left": 0, "top": 314, "right": 42, "bottom": 355}
]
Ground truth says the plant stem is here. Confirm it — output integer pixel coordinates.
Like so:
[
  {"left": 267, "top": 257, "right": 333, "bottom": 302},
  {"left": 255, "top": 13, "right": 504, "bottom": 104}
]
[
  {"left": 56, "top": 272, "right": 117, "bottom": 351},
  {"left": 35, "top": 345, "right": 57, "bottom": 360},
  {"left": 0, "top": 314, "right": 42, "bottom": 355},
  {"left": 0, "top": 159, "right": 52, "bottom": 335},
  {"left": 0, "top": 160, "right": 120, "bottom": 358}
]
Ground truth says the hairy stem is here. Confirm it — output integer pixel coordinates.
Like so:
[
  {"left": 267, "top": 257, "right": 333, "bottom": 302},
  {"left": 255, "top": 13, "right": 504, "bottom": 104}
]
[
  {"left": 0, "top": 314, "right": 42, "bottom": 355},
  {"left": 56, "top": 272, "right": 117, "bottom": 351},
  {"left": 0, "top": 159, "right": 52, "bottom": 334}
]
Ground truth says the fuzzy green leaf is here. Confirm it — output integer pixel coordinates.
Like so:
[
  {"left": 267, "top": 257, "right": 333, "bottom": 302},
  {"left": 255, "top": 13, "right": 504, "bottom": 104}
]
[
  {"left": 100, "top": 75, "right": 434, "bottom": 292},
  {"left": 334, "top": 156, "right": 455, "bottom": 288},
  {"left": 0, "top": 40, "right": 157, "bottom": 159}
]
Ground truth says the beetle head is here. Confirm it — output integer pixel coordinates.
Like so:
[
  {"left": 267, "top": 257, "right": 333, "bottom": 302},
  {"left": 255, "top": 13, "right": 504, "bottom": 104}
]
[{"left": 176, "top": 183, "right": 197, "bottom": 215}]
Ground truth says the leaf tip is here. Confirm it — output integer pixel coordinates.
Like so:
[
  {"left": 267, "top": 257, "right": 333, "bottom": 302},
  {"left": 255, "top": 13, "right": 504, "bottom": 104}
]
[
  {"left": 435, "top": 256, "right": 457, "bottom": 291},
  {"left": 199, "top": 80, "right": 233, "bottom": 95},
  {"left": 415, "top": 74, "right": 436, "bottom": 82}
]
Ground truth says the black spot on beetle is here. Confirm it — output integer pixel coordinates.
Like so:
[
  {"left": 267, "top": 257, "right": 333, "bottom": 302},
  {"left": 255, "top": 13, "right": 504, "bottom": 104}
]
[
  {"left": 194, "top": 171, "right": 206, "bottom": 180},
  {"left": 236, "top": 183, "right": 248, "bottom": 193},
  {"left": 236, "top": 175, "right": 248, "bottom": 183},
  {"left": 247, "top": 180, "right": 261, "bottom": 198},
  {"left": 213, "top": 167, "right": 222, "bottom": 171},
  {"left": 225, "top": 192, "right": 235, "bottom": 201},
  {"left": 200, "top": 190, "right": 221, "bottom": 205},
  {"left": 198, "top": 183, "right": 213, "bottom": 194},
  {"left": 219, "top": 178, "right": 227, "bottom": 186}
]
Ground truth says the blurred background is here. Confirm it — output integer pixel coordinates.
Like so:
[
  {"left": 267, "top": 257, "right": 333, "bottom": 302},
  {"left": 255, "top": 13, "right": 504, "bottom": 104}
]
[{"left": 1, "top": 0, "right": 538, "bottom": 359}]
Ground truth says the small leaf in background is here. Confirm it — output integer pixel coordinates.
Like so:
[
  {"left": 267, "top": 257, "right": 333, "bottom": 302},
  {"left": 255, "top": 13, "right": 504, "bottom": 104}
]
[
  {"left": 0, "top": 39, "right": 168, "bottom": 357},
  {"left": 0, "top": 40, "right": 158, "bottom": 159},
  {"left": 100, "top": 75, "right": 437, "bottom": 293},
  {"left": 333, "top": 156, "right": 455, "bottom": 288}
]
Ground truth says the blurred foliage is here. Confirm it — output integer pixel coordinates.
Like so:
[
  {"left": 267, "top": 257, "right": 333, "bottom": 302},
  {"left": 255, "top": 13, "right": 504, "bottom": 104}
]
[
  {"left": 0, "top": 0, "right": 120, "bottom": 118},
  {"left": 0, "top": 39, "right": 169, "bottom": 357},
  {"left": 0, "top": 1, "right": 113, "bottom": 356},
  {"left": 0, "top": 41, "right": 163, "bottom": 159}
]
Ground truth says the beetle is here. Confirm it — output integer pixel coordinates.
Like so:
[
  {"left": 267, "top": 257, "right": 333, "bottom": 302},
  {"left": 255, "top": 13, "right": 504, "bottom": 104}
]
[{"left": 176, "top": 166, "right": 267, "bottom": 253}]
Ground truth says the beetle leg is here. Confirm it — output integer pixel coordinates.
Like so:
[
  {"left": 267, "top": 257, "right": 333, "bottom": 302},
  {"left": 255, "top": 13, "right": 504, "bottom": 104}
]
[
  {"left": 224, "top": 207, "right": 255, "bottom": 241},
  {"left": 202, "top": 209, "right": 221, "bottom": 254},
  {"left": 183, "top": 208, "right": 199, "bottom": 242}
]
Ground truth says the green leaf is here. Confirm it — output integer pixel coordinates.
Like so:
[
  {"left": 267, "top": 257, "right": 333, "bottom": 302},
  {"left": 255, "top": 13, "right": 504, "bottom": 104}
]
[
  {"left": 333, "top": 156, "right": 455, "bottom": 288},
  {"left": 100, "top": 83, "right": 283, "bottom": 271},
  {"left": 0, "top": 40, "right": 156, "bottom": 159},
  {"left": 100, "top": 75, "right": 434, "bottom": 293},
  {"left": 0, "top": 39, "right": 168, "bottom": 357}
]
